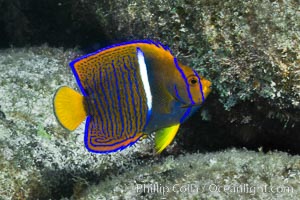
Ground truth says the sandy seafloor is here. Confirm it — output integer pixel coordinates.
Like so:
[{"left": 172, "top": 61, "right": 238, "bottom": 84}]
[{"left": 0, "top": 46, "right": 299, "bottom": 200}]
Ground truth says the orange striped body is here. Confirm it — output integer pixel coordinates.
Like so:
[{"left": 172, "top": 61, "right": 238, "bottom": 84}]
[{"left": 72, "top": 44, "right": 151, "bottom": 153}]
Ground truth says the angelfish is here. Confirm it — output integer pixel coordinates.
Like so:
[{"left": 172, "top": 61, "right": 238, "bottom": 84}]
[{"left": 53, "top": 40, "right": 211, "bottom": 154}]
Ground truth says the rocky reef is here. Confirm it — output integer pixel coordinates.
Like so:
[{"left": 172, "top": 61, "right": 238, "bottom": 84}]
[
  {"left": 1, "top": 0, "right": 299, "bottom": 151},
  {"left": 0, "top": 0, "right": 299, "bottom": 199},
  {"left": 80, "top": 149, "right": 300, "bottom": 199},
  {"left": 93, "top": 0, "right": 300, "bottom": 153}
]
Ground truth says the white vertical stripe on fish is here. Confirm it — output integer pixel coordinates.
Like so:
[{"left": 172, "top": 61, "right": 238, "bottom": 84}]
[{"left": 137, "top": 48, "right": 152, "bottom": 112}]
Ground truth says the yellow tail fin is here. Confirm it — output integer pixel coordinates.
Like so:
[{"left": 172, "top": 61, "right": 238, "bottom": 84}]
[{"left": 53, "top": 86, "right": 87, "bottom": 131}]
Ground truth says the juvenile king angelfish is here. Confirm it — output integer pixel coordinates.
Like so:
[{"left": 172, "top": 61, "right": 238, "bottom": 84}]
[{"left": 53, "top": 40, "right": 211, "bottom": 154}]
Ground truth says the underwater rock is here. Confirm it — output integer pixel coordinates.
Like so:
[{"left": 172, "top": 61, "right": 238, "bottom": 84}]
[
  {"left": 78, "top": 149, "right": 300, "bottom": 199},
  {"left": 93, "top": 0, "right": 300, "bottom": 152},
  {"left": 1, "top": 46, "right": 299, "bottom": 199}
]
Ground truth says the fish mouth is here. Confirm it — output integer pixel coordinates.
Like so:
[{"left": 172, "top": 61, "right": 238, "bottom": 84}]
[{"left": 180, "top": 102, "right": 202, "bottom": 108}]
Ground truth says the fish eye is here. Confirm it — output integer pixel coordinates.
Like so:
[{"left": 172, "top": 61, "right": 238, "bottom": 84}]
[{"left": 187, "top": 75, "right": 199, "bottom": 86}]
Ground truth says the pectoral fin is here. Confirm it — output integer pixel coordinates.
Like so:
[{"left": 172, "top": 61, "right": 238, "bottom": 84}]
[
  {"left": 155, "top": 123, "right": 180, "bottom": 153},
  {"left": 152, "top": 84, "right": 174, "bottom": 114}
]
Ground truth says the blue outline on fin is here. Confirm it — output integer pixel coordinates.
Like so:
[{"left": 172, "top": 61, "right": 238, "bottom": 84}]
[{"left": 84, "top": 116, "right": 92, "bottom": 151}]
